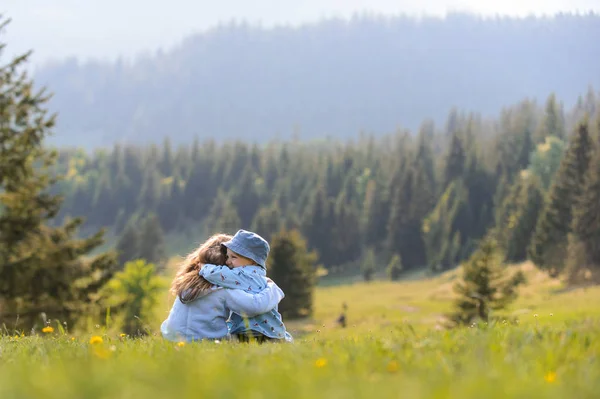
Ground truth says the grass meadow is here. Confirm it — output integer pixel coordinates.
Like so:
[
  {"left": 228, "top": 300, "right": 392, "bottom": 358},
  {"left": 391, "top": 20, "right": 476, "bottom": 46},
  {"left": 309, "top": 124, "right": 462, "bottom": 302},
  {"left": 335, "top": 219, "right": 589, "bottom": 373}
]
[{"left": 1, "top": 262, "right": 599, "bottom": 398}]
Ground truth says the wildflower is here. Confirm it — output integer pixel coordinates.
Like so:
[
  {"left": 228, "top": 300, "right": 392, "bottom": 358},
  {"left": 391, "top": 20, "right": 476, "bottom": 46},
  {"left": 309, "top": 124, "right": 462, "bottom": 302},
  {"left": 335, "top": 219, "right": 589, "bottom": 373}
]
[
  {"left": 387, "top": 361, "right": 399, "bottom": 373},
  {"left": 92, "top": 346, "right": 111, "bottom": 359},
  {"left": 315, "top": 358, "right": 327, "bottom": 368},
  {"left": 544, "top": 372, "right": 557, "bottom": 383},
  {"left": 71, "top": 337, "right": 76, "bottom": 341},
  {"left": 177, "top": 341, "right": 185, "bottom": 347},
  {"left": 534, "top": 314, "right": 538, "bottom": 318},
  {"left": 42, "top": 326, "right": 54, "bottom": 333},
  {"left": 89, "top": 336, "right": 103, "bottom": 345},
  {"left": 120, "top": 333, "right": 127, "bottom": 338}
]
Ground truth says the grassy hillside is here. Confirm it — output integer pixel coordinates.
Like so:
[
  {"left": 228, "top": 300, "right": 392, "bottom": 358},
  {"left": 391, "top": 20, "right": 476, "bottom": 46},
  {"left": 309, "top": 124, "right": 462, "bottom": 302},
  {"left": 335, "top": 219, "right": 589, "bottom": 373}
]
[{"left": 2, "top": 263, "right": 599, "bottom": 398}]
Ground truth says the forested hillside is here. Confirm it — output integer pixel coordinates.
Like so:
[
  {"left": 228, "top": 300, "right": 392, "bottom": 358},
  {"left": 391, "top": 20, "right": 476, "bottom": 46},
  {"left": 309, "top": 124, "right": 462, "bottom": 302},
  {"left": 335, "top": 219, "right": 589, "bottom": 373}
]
[
  {"left": 36, "top": 12, "right": 600, "bottom": 148},
  {"left": 52, "top": 89, "right": 600, "bottom": 282}
]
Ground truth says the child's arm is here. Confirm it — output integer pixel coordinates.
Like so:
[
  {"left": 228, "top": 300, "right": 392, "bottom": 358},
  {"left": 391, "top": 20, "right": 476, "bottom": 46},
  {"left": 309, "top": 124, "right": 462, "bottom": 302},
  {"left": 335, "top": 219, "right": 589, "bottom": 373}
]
[
  {"left": 199, "top": 264, "right": 264, "bottom": 291},
  {"left": 222, "top": 280, "right": 284, "bottom": 317}
]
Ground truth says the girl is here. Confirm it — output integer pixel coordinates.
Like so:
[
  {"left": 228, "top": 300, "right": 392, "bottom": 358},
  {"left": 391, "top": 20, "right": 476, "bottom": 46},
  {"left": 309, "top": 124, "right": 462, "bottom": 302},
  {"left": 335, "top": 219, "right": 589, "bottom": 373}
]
[{"left": 160, "top": 233, "right": 285, "bottom": 342}]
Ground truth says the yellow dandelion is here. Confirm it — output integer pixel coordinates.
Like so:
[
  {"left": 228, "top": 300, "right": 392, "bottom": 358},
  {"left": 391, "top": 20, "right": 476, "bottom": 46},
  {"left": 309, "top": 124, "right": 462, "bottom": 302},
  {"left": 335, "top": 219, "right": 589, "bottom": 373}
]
[
  {"left": 92, "top": 346, "right": 111, "bottom": 359},
  {"left": 544, "top": 372, "right": 557, "bottom": 383},
  {"left": 89, "top": 336, "right": 103, "bottom": 345},
  {"left": 120, "top": 333, "right": 127, "bottom": 338},
  {"left": 315, "top": 358, "right": 327, "bottom": 368},
  {"left": 177, "top": 341, "right": 186, "bottom": 347},
  {"left": 387, "top": 361, "right": 399, "bottom": 373},
  {"left": 71, "top": 337, "right": 76, "bottom": 341},
  {"left": 42, "top": 326, "right": 54, "bottom": 333}
]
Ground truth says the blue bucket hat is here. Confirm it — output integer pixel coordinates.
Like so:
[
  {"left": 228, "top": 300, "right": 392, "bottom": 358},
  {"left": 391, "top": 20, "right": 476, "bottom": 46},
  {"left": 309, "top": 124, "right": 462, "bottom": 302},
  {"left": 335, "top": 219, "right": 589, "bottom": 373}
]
[{"left": 220, "top": 229, "right": 270, "bottom": 268}]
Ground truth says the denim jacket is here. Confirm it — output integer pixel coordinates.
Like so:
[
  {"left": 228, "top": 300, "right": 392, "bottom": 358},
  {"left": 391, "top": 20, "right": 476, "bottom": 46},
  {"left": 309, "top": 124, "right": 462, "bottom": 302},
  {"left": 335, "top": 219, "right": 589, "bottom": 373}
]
[{"left": 200, "top": 264, "right": 293, "bottom": 341}]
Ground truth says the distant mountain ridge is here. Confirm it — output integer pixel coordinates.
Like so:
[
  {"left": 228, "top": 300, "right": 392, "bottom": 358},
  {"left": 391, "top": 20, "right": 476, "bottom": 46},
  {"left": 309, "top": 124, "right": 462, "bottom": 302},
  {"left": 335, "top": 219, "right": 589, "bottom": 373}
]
[{"left": 32, "top": 12, "right": 600, "bottom": 148}]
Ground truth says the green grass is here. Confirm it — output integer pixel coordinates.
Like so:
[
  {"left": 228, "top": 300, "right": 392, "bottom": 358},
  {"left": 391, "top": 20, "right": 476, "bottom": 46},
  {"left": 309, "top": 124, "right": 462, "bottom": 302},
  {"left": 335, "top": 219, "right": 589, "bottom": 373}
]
[{"left": 2, "top": 262, "right": 600, "bottom": 398}]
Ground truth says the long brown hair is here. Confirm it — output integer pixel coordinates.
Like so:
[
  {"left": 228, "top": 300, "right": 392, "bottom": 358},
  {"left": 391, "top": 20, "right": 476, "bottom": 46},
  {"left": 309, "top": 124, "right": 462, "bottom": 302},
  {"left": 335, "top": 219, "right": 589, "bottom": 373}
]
[{"left": 170, "top": 233, "right": 232, "bottom": 303}]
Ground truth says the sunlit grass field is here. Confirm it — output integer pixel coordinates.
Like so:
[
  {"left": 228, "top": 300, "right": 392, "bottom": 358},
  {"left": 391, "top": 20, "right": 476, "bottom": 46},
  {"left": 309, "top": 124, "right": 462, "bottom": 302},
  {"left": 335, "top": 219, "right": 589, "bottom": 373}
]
[{"left": 2, "top": 262, "right": 599, "bottom": 398}]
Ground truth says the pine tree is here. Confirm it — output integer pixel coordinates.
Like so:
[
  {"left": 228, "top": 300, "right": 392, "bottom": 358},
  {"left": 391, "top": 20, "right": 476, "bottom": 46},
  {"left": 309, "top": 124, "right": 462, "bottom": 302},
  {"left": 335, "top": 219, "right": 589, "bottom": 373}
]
[
  {"left": 116, "top": 219, "right": 141, "bottom": 267},
  {"left": 268, "top": 229, "right": 317, "bottom": 319},
  {"left": 250, "top": 201, "right": 283, "bottom": 242},
  {"left": 422, "top": 180, "right": 472, "bottom": 272},
  {"left": 566, "top": 136, "right": 600, "bottom": 283},
  {"left": 446, "top": 239, "right": 526, "bottom": 327},
  {"left": 527, "top": 136, "right": 566, "bottom": 191},
  {"left": 528, "top": 120, "right": 594, "bottom": 275},
  {"left": 301, "top": 185, "right": 334, "bottom": 267},
  {"left": 0, "top": 18, "right": 118, "bottom": 329},
  {"left": 387, "top": 254, "right": 403, "bottom": 281},
  {"left": 502, "top": 174, "right": 544, "bottom": 263},
  {"left": 387, "top": 166, "right": 422, "bottom": 269},
  {"left": 443, "top": 131, "right": 466, "bottom": 189},
  {"left": 534, "top": 93, "right": 566, "bottom": 142},
  {"left": 362, "top": 178, "right": 390, "bottom": 250},
  {"left": 231, "top": 167, "right": 262, "bottom": 228},
  {"left": 361, "top": 248, "right": 376, "bottom": 282},
  {"left": 204, "top": 191, "right": 242, "bottom": 235},
  {"left": 331, "top": 194, "right": 362, "bottom": 266},
  {"left": 138, "top": 214, "right": 166, "bottom": 268}
]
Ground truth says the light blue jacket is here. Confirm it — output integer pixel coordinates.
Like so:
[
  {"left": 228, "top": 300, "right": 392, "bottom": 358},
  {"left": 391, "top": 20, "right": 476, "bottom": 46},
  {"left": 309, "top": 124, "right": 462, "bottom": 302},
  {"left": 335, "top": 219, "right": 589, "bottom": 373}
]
[
  {"left": 200, "top": 264, "right": 293, "bottom": 341},
  {"left": 160, "top": 282, "right": 284, "bottom": 342}
]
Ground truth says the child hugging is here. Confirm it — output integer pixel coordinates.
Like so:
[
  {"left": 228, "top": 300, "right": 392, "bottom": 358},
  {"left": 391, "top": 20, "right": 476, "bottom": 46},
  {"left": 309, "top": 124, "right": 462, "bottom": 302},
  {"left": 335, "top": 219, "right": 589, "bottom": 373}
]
[
  {"left": 161, "top": 233, "right": 288, "bottom": 342},
  {"left": 200, "top": 229, "right": 293, "bottom": 343}
]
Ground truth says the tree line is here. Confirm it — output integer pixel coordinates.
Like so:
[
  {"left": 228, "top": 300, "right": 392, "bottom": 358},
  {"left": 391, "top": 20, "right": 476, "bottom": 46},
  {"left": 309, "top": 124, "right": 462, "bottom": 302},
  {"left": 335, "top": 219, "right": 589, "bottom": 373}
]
[{"left": 50, "top": 90, "right": 599, "bottom": 284}]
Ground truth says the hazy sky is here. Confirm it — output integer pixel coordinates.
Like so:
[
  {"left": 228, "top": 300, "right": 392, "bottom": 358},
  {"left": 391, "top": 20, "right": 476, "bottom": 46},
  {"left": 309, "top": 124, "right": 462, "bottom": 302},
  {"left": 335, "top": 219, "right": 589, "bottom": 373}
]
[{"left": 3, "top": 0, "right": 599, "bottom": 65}]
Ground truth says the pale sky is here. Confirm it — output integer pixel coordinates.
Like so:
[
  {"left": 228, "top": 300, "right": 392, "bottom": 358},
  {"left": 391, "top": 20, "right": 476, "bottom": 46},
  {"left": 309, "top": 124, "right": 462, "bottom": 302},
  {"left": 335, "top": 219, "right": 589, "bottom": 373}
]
[{"left": 2, "top": 0, "right": 599, "bottom": 65}]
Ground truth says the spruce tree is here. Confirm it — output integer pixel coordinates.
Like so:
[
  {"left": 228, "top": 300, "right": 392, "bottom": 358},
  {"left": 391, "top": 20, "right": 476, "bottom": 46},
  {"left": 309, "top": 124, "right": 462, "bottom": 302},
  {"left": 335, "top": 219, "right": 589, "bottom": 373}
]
[
  {"left": 566, "top": 136, "right": 600, "bottom": 283},
  {"left": 534, "top": 93, "right": 566, "bottom": 142},
  {"left": 250, "top": 201, "right": 283, "bottom": 242},
  {"left": 331, "top": 194, "right": 362, "bottom": 266},
  {"left": 231, "top": 167, "right": 262, "bottom": 228},
  {"left": 204, "top": 191, "right": 242, "bottom": 235},
  {"left": 422, "top": 180, "right": 471, "bottom": 272},
  {"left": 446, "top": 239, "right": 526, "bottom": 327},
  {"left": 139, "top": 214, "right": 166, "bottom": 267},
  {"left": 116, "top": 219, "right": 141, "bottom": 267},
  {"left": 443, "top": 131, "right": 466, "bottom": 190},
  {"left": 301, "top": 185, "right": 334, "bottom": 267},
  {"left": 268, "top": 229, "right": 317, "bottom": 319},
  {"left": 387, "top": 254, "right": 403, "bottom": 281},
  {"left": 528, "top": 120, "right": 594, "bottom": 275},
  {"left": 527, "top": 136, "right": 566, "bottom": 191},
  {"left": 503, "top": 174, "right": 544, "bottom": 263},
  {"left": 0, "top": 17, "right": 118, "bottom": 329},
  {"left": 494, "top": 173, "right": 544, "bottom": 263},
  {"left": 361, "top": 248, "right": 376, "bottom": 282},
  {"left": 362, "top": 179, "right": 390, "bottom": 250}
]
